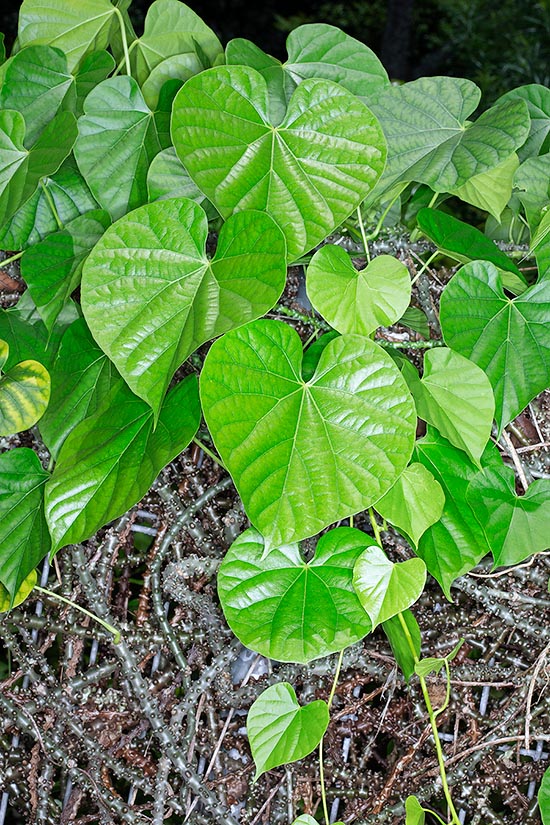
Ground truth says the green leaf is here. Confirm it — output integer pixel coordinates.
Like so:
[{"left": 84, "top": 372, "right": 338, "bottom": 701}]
[
  {"left": 0, "top": 108, "right": 77, "bottom": 226},
  {"left": 440, "top": 260, "right": 550, "bottom": 433},
  {"left": 201, "top": 320, "right": 417, "bottom": 545},
  {"left": 398, "top": 307, "right": 429, "bottom": 339},
  {"left": 146, "top": 146, "right": 212, "bottom": 210},
  {"left": 0, "top": 448, "right": 51, "bottom": 601},
  {"left": 18, "top": 0, "right": 117, "bottom": 71},
  {"left": 0, "top": 570, "right": 37, "bottom": 613},
  {"left": 353, "top": 544, "right": 426, "bottom": 630},
  {"left": 405, "top": 795, "right": 425, "bottom": 825},
  {"left": 22, "top": 210, "right": 111, "bottom": 331},
  {"left": 497, "top": 84, "right": 550, "bottom": 161},
  {"left": 467, "top": 465, "right": 550, "bottom": 568},
  {"left": 38, "top": 318, "right": 121, "bottom": 459},
  {"left": 218, "top": 526, "right": 373, "bottom": 664},
  {"left": 0, "top": 296, "right": 78, "bottom": 373},
  {"left": 172, "top": 65, "right": 386, "bottom": 261},
  {"left": 371, "top": 77, "right": 529, "bottom": 195},
  {"left": 247, "top": 683, "right": 329, "bottom": 780},
  {"left": 0, "top": 352, "right": 50, "bottom": 436},
  {"left": 141, "top": 54, "right": 200, "bottom": 110},
  {"left": 382, "top": 609, "right": 421, "bottom": 682},
  {"left": 291, "top": 817, "right": 319, "bottom": 825},
  {"left": 413, "top": 428, "right": 501, "bottom": 599},
  {"left": 306, "top": 247, "right": 411, "bottom": 336},
  {"left": 45, "top": 375, "right": 200, "bottom": 552},
  {"left": 403, "top": 348, "right": 495, "bottom": 466},
  {"left": 74, "top": 50, "right": 116, "bottom": 116},
  {"left": 130, "top": 0, "right": 222, "bottom": 86},
  {"left": 530, "top": 209, "right": 550, "bottom": 256},
  {"left": 452, "top": 152, "right": 519, "bottom": 220},
  {"left": 301, "top": 330, "right": 340, "bottom": 382},
  {"left": 82, "top": 200, "right": 286, "bottom": 416},
  {"left": 374, "top": 462, "right": 445, "bottom": 546},
  {"left": 414, "top": 641, "right": 463, "bottom": 679},
  {"left": 0, "top": 45, "right": 74, "bottom": 147},
  {"left": 74, "top": 76, "right": 162, "bottom": 220},
  {"left": 416, "top": 207, "right": 526, "bottom": 293},
  {"left": 0, "top": 34, "right": 5, "bottom": 66},
  {"left": 514, "top": 153, "right": 550, "bottom": 232},
  {"left": 539, "top": 766, "right": 550, "bottom": 825}
]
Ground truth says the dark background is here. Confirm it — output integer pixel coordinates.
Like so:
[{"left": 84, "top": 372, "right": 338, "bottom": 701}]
[{"left": 2, "top": 0, "right": 549, "bottom": 104}]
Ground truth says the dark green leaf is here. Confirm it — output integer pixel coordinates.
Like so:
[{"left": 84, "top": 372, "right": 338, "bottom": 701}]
[
  {"left": 398, "top": 307, "right": 429, "bottom": 339},
  {"left": 382, "top": 610, "right": 421, "bottom": 682},
  {"left": 74, "top": 50, "right": 115, "bottom": 116},
  {"left": 497, "top": 84, "right": 550, "bottom": 161},
  {"left": 514, "top": 153, "right": 550, "bottom": 233}
]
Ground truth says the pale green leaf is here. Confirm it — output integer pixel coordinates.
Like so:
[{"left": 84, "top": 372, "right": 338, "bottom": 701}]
[
  {"left": 539, "top": 766, "right": 550, "bottom": 825},
  {"left": 405, "top": 795, "right": 425, "bottom": 825},
  {"left": 514, "top": 153, "right": 550, "bottom": 232},
  {"left": 374, "top": 462, "right": 445, "bottom": 546},
  {"left": 452, "top": 152, "right": 519, "bottom": 220},
  {"left": 0, "top": 570, "right": 37, "bottom": 613},
  {"left": 0, "top": 358, "right": 50, "bottom": 436},
  {"left": 353, "top": 544, "right": 426, "bottom": 629},
  {"left": 497, "top": 84, "right": 550, "bottom": 161}
]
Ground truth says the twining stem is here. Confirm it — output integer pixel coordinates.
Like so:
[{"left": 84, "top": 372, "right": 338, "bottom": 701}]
[
  {"left": 34, "top": 585, "right": 121, "bottom": 644},
  {"left": 40, "top": 182, "right": 63, "bottom": 230},
  {"left": 368, "top": 507, "right": 383, "bottom": 545},
  {"left": 112, "top": 7, "right": 132, "bottom": 76},
  {"left": 0, "top": 251, "right": 24, "bottom": 268},
  {"left": 192, "top": 437, "right": 226, "bottom": 470},
  {"left": 356, "top": 207, "right": 371, "bottom": 263},
  {"left": 319, "top": 648, "right": 345, "bottom": 825},
  {"left": 410, "top": 250, "right": 440, "bottom": 285},
  {"left": 397, "top": 611, "right": 461, "bottom": 825}
]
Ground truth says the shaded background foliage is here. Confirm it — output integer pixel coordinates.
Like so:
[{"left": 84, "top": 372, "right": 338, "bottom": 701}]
[{"left": 2, "top": 0, "right": 550, "bottom": 102}]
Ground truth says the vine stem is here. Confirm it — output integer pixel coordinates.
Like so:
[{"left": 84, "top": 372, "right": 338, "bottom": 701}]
[
  {"left": 192, "top": 436, "right": 226, "bottom": 469},
  {"left": 113, "top": 7, "right": 132, "bottom": 76},
  {"left": 396, "top": 611, "right": 461, "bottom": 825},
  {"left": 319, "top": 648, "right": 345, "bottom": 825},
  {"left": 40, "top": 182, "right": 63, "bottom": 230},
  {"left": 0, "top": 250, "right": 24, "bottom": 268},
  {"left": 356, "top": 207, "right": 371, "bottom": 263},
  {"left": 34, "top": 585, "right": 121, "bottom": 644},
  {"left": 368, "top": 507, "right": 383, "bottom": 545}
]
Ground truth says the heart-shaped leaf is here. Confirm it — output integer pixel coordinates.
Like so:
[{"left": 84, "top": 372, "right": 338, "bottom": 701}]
[
  {"left": 218, "top": 527, "right": 374, "bottom": 663},
  {"left": 82, "top": 199, "right": 286, "bottom": 416},
  {"left": 171, "top": 65, "right": 386, "bottom": 261},
  {"left": 306, "top": 247, "right": 411, "bottom": 336},
  {"left": 370, "top": 77, "right": 529, "bottom": 196},
  {"left": 0, "top": 570, "right": 37, "bottom": 613},
  {"left": 201, "top": 320, "right": 417, "bottom": 545},
  {"left": 0, "top": 448, "right": 50, "bottom": 602},
  {"left": 74, "top": 76, "right": 163, "bottom": 220},
  {"left": 539, "top": 767, "right": 550, "bottom": 825},
  {"left": 440, "top": 260, "right": 550, "bottom": 433},
  {"left": 22, "top": 210, "right": 111, "bottom": 331},
  {"left": 413, "top": 427, "right": 502, "bottom": 598},
  {"left": 497, "top": 84, "right": 550, "bottom": 161},
  {"left": 403, "top": 348, "right": 495, "bottom": 465},
  {"left": 467, "top": 465, "right": 550, "bottom": 568},
  {"left": 45, "top": 375, "right": 200, "bottom": 552},
  {"left": 247, "top": 683, "right": 329, "bottom": 779},
  {"left": 382, "top": 609, "right": 421, "bottom": 682},
  {"left": 18, "top": 0, "right": 117, "bottom": 71},
  {"left": 405, "top": 796, "right": 425, "bottom": 825},
  {"left": 0, "top": 343, "right": 50, "bottom": 436},
  {"left": 0, "top": 45, "right": 74, "bottom": 147},
  {"left": 452, "top": 152, "right": 519, "bottom": 221},
  {"left": 374, "top": 462, "right": 445, "bottom": 546},
  {"left": 353, "top": 544, "right": 426, "bottom": 629},
  {"left": 291, "top": 817, "right": 319, "bottom": 825},
  {"left": 38, "top": 318, "right": 121, "bottom": 459}
]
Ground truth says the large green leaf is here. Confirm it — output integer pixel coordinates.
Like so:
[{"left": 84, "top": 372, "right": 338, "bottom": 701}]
[
  {"left": 201, "top": 320, "right": 417, "bottom": 545},
  {"left": 130, "top": 0, "right": 222, "bottom": 86},
  {"left": 171, "top": 65, "right": 387, "bottom": 261},
  {"left": 402, "top": 348, "right": 495, "bottom": 465},
  {"left": 0, "top": 448, "right": 50, "bottom": 602},
  {"left": 82, "top": 199, "right": 286, "bottom": 416},
  {"left": 440, "top": 260, "right": 550, "bottom": 433},
  {"left": 416, "top": 207, "right": 527, "bottom": 293},
  {"left": 0, "top": 108, "right": 77, "bottom": 226},
  {"left": 353, "top": 544, "right": 426, "bottom": 629},
  {"left": 374, "top": 462, "right": 445, "bottom": 546},
  {"left": 467, "top": 465, "right": 550, "bottom": 568},
  {"left": 22, "top": 210, "right": 111, "bottom": 331},
  {"left": 382, "top": 609, "right": 421, "bottom": 682},
  {"left": 539, "top": 767, "right": 550, "bottom": 825},
  {"left": 217, "top": 527, "right": 374, "bottom": 663},
  {"left": 497, "top": 84, "right": 550, "bottom": 161},
  {"left": 413, "top": 428, "right": 501, "bottom": 599},
  {"left": 247, "top": 683, "right": 329, "bottom": 779},
  {"left": 74, "top": 76, "right": 162, "bottom": 220},
  {"left": 18, "top": 0, "right": 117, "bottom": 71},
  {"left": 0, "top": 45, "right": 74, "bottom": 147},
  {"left": 0, "top": 343, "right": 50, "bottom": 436},
  {"left": 38, "top": 318, "right": 121, "bottom": 459},
  {"left": 514, "top": 153, "right": 550, "bottom": 232},
  {"left": 370, "top": 77, "right": 529, "bottom": 195},
  {"left": 44, "top": 375, "right": 200, "bottom": 552},
  {"left": 306, "top": 247, "right": 411, "bottom": 336}
]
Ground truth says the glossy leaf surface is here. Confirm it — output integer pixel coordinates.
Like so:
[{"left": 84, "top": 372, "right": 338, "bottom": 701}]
[
  {"left": 218, "top": 527, "right": 374, "bottom": 663},
  {"left": 374, "top": 462, "right": 445, "bottom": 546},
  {"left": 45, "top": 376, "right": 200, "bottom": 551},
  {"left": 307, "top": 247, "right": 411, "bottom": 336},
  {"left": 172, "top": 65, "right": 386, "bottom": 260},
  {"left": 353, "top": 544, "right": 426, "bottom": 629},
  {"left": 440, "top": 261, "right": 550, "bottom": 433},
  {"left": 0, "top": 448, "right": 50, "bottom": 601},
  {"left": 0, "top": 348, "right": 50, "bottom": 436},
  {"left": 83, "top": 200, "right": 286, "bottom": 416},
  {"left": 201, "top": 320, "right": 417, "bottom": 545},
  {"left": 247, "top": 683, "right": 329, "bottom": 779}
]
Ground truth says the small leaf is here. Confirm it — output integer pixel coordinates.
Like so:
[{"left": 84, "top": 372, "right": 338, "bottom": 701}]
[
  {"left": 539, "top": 766, "right": 550, "bottom": 825},
  {"left": 291, "top": 817, "right": 319, "bottom": 825},
  {"left": 247, "top": 683, "right": 329, "bottom": 780},
  {"left": 218, "top": 527, "right": 373, "bottom": 664},
  {"left": 306, "top": 247, "right": 411, "bottom": 336},
  {"left": 405, "top": 795, "right": 425, "bottom": 825},
  {"left": 0, "top": 295, "right": 78, "bottom": 373},
  {"left": 440, "top": 260, "right": 550, "bottom": 434},
  {"left": 201, "top": 320, "right": 416, "bottom": 545},
  {"left": 382, "top": 609, "right": 421, "bottom": 682},
  {"left": 0, "top": 448, "right": 51, "bottom": 601},
  {"left": 514, "top": 153, "right": 550, "bottom": 233},
  {"left": 374, "top": 462, "right": 445, "bottom": 546},
  {"left": 146, "top": 146, "right": 212, "bottom": 209},
  {"left": 74, "top": 50, "right": 116, "bottom": 116},
  {"left": 0, "top": 358, "right": 50, "bottom": 436},
  {"left": 398, "top": 307, "right": 429, "bottom": 339},
  {"left": 353, "top": 545, "right": 426, "bottom": 629},
  {"left": 414, "top": 656, "right": 446, "bottom": 678},
  {"left": 452, "top": 152, "right": 519, "bottom": 221},
  {"left": 0, "top": 570, "right": 37, "bottom": 613}
]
